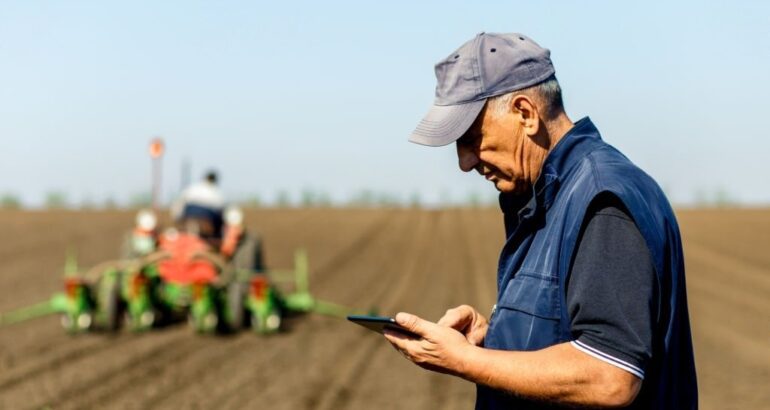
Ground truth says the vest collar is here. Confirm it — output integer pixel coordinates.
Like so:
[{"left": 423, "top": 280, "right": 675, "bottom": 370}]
[{"left": 499, "top": 117, "right": 602, "bottom": 222}]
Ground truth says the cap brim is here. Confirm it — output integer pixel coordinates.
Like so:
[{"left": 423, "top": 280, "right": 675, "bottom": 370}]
[{"left": 408, "top": 99, "right": 486, "bottom": 147}]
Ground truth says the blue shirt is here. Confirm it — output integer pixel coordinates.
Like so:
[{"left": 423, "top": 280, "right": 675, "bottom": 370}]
[{"left": 476, "top": 118, "right": 697, "bottom": 409}]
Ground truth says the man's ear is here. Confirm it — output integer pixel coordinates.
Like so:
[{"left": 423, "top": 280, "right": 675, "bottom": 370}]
[{"left": 511, "top": 95, "right": 540, "bottom": 137}]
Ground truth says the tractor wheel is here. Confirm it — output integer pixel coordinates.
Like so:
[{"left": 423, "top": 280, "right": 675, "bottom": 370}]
[
  {"left": 234, "top": 235, "right": 264, "bottom": 272},
  {"left": 252, "top": 236, "right": 264, "bottom": 272},
  {"left": 102, "top": 283, "right": 121, "bottom": 332},
  {"left": 225, "top": 281, "right": 246, "bottom": 331}
]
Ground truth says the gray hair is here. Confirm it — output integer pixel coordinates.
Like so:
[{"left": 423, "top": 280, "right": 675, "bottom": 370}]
[{"left": 488, "top": 74, "right": 564, "bottom": 120}]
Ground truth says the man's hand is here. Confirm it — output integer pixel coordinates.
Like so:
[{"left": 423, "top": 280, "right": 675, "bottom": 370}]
[
  {"left": 383, "top": 312, "right": 475, "bottom": 376},
  {"left": 436, "top": 305, "right": 488, "bottom": 346},
  {"left": 384, "top": 311, "right": 642, "bottom": 407}
]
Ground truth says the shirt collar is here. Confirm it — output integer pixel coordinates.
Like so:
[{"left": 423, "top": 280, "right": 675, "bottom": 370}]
[{"left": 499, "top": 117, "right": 603, "bottom": 221}]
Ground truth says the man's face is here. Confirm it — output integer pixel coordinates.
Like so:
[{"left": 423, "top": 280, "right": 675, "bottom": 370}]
[{"left": 455, "top": 105, "right": 529, "bottom": 194}]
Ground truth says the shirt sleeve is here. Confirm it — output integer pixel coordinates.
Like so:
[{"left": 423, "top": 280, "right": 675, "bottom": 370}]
[{"left": 566, "top": 194, "right": 658, "bottom": 380}]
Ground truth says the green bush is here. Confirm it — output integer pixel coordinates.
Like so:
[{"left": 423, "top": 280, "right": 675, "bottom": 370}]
[
  {"left": 128, "top": 192, "right": 152, "bottom": 209},
  {"left": 44, "top": 191, "right": 68, "bottom": 209},
  {"left": 0, "top": 193, "right": 22, "bottom": 209},
  {"left": 241, "top": 195, "right": 262, "bottom": 209},
  {"left": 275, "top": 191, "right": 292, "bottom": 207}
]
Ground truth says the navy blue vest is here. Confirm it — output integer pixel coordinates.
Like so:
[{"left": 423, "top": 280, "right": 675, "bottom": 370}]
[{"left": 476, "top": 118, "right": 697, "bottom": 409}]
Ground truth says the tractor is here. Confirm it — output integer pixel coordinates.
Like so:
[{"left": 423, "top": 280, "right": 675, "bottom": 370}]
[
  {"left": 1, "top": 210, "right": 370, "bottom": 334},
  {"left": 0, "top": 140, "right": 369, "bottom": 333},
  {"left": 52, "top": 205, "right": 286, "bottom": 335}
]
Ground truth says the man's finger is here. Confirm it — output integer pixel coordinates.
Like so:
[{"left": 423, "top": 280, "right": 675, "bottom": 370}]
[
  {"left": 383, "top": 329, "right": 415, "bottom": 353},
  {"left": 383, "top": 328, "right": 415, "bottom": 342},
  {"left": 395, "top": 312, "right": 435, "bottom": 336},
  {"left": 437, "top": 305, "right": 471, "bottom": 328},
  {"left": 436, "top": 309, "right": 461, "bottom": 327},
  {"left": 467, "top": 330, "right": 485, "bottom": 346}
]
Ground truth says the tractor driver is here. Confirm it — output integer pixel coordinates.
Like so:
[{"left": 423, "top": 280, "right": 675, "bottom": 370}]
[{"left": 172, "top": 171, "right": 226, "bottom": 241}]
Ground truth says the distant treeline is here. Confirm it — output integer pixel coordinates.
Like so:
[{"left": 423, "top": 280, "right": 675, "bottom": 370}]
[
  {"left": 0, "top": 187, "right": 748, "bottom": 210},
  {"left": 0, "top": 189, "right": 500, "bottom": 210},
  {"left": 0, "top": 191, "right": 152, "bottom": 210}
]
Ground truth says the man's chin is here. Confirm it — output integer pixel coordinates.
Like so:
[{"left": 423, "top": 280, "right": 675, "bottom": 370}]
[
  {"left": 492, "top": 180, "right": 513, "bottom": 193},
  {"left": 494, "top": 179, "right": 528, "bottom": 194}
]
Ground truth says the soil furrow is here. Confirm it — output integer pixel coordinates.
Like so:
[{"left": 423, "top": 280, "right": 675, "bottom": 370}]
[
  {"left": 308, "top": 211, "right": 447, "bottom": 410},
  {"left": 169, "top": 210, "right": 415, "bottom": 409},
  {"left": 222, "top": 211, "right": 425, "bottom": 409},
  {"left": 0, "top": 208, "right": 766, "bottom": 410},
  {"left": 3, "top": 329, "right": 192, "bottom": 409},
  {"left": 57, "top": 334, "right": 206, "bottom": 410},
  {"left": 0, "top": 333, "right": 137, "bottom": 393}
]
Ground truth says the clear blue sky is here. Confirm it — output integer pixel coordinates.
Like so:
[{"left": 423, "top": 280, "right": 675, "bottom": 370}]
[{"left": 1, "top": 1, "right": 768, "bottom": 207}]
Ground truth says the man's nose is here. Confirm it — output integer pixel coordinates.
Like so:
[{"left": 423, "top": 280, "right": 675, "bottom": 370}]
[{"left": 457, "top": 146, "right": 479, "bottom": 172}]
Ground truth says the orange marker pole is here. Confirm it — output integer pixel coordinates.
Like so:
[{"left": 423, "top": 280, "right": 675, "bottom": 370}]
[{"left": 149, "top": 138, "right": 165, "bottom": 212}]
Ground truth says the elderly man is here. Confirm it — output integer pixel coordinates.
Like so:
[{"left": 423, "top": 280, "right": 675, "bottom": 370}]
[{"left": 384, "top": 33, "right": 697, "bottom": 408}]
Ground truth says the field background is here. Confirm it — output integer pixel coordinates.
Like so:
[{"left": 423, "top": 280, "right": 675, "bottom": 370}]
[{"left": 0, "top": 208, "right": 768, "bottom": 409}]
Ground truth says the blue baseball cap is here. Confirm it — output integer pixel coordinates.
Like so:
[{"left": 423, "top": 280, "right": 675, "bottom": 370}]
[{"left": 409, "top": 32, "right": 555, "bottom": 147}]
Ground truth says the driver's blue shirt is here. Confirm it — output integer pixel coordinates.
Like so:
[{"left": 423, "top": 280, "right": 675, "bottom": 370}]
[
  {"left": 475, "top": 118, "right": 697, "bottom": 409},
  {"left": 182, "top": 204, "right": 224, "bottom": 237}
]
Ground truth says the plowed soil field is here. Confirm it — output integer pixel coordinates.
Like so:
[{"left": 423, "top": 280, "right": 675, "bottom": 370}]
[{"left": 0, "top": 208, "right": 768, "bottom": 409}]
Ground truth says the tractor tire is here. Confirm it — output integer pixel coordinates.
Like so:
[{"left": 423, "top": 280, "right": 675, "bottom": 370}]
[
  {"left": 252, "top": 236, "right": 264, "bottom": 272},
  {"left": 225, "top": 281, "right": 246, "bottom": 331},
  {"left": 102, "top": 283, "right": 121, "bottom": 332},
  {"left": 234, "top": 235, "right": 264, "bottom": 272}
]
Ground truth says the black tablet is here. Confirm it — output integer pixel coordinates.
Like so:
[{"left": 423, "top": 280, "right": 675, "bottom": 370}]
[{"left": 347, "top": 315, "right": 418, "bottom": 337}]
